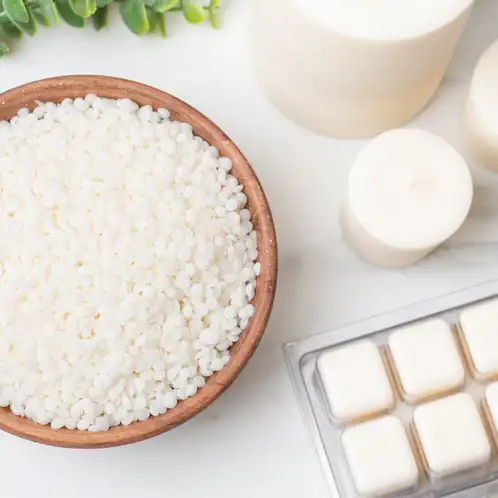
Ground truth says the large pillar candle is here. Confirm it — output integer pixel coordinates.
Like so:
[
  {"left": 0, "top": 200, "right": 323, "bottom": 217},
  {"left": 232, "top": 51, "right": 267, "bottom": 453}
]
[
  {"left": 341, "top": 129, "right": 473, "bottom": 268},
  {"left": 249, "top": 0, "right": 474, "bottom": 138},
  {"left": 465, "top": 40, "right": 498, "bottom": 172}
]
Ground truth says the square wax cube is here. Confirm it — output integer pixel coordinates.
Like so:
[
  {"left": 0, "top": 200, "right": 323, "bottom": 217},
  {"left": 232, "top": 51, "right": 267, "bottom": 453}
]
[
  {"left": 460, "top": 299, "right": 498, "bottom": 379},
  {"left": 318, "top": 340, "right": 394, "bottom": 423},
  {"left": 484, "top": 382, "right": 498, "bottom": 442},
  {"left": 413, "top": 393, "right": 491, "bottom": 480},
  {"left": 342, "top": 416, "right": 419, "bottom": 497},
  {"left": 388, "top": 319, "right": 465, "bottom": 403}
]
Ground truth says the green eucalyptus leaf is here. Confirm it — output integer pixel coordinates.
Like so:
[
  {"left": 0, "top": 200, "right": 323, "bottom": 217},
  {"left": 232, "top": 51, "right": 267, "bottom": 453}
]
[
  {"left": 207, "top": 0, "right": 219, "bottom": 27},
  {"left": 26, "top": 0, "right": 59, "bottom": 25},
  {"left": 56, "top": 1, "right": 84, "bottom": 25},
  {"left": 47, "top": 0, "right": 59, "bottom": 21},
  {"left": 10, "top": 7, "right": 36, "bottom": 34},
  {"left": 208, "top": 8, "right": 217, "bottom": 28},
  {"left": 146, "top": 6, "right": 164, "bottom": 37},
  {"left": 152, "top": 0, "right": 176, "bottom": 12},
  {"left": 155, "top": 8, "right": 164, "bottom": 36},
  {"left": 2, "top": 0, "right": 29, "bottom": 23},
  {"left": 30, "top": 8, "right": 50, "bottom": 24},
  {"left": 0, "top": 41, "right": 9, "bottom": 56},
  {"left": 90, "top": 3, "right": 106, "bottom": 28},
  {"left": 0, "top": 11, "right": 22, "bottom": 37},
  {"left": 95, "top": 0, "right": 110, "bottom": 7},
  {"left": 119, "top": 0, "right": 148, "bottom": 35},
  {"left": 182, "top": 1, "right": 204, "bottom": 24},
  {"left": 68, "top": 0, "right": 96, "bottom": 17},
  {"left": 145, "top": 5, "right": 153, "bottom": 27}
]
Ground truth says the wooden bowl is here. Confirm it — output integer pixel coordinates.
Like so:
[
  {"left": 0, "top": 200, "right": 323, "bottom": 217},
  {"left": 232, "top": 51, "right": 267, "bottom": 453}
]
[{"left": 0, "top": 76, "right": 278, "bottom": 448}]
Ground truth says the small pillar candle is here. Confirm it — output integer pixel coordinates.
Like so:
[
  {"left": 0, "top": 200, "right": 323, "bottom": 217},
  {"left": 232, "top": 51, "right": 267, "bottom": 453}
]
[
  {"left": 249, "top": 0, "right": 474, "bottom": 138},
  {"left": 341, "top": 129, "right": 473, "bottom": 268},
  {"left": 465, "top": 40, "right": 498, "bottom": 172}
]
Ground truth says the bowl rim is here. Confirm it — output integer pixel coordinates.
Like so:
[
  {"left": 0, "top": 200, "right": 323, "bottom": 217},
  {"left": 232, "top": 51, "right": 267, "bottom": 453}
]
[{"left": 0, "top": 75, "right": 278, "bottom": 448}]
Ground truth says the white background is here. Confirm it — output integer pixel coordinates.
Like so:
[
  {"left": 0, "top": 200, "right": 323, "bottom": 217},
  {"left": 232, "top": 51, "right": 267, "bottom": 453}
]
[{"left": 2, "top": 1, "right": 498, "bottom": 497}]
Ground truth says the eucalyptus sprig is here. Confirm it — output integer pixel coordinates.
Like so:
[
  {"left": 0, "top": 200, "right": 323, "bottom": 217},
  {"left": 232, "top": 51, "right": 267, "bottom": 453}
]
[{"left": 0, "top": 0, "right": 220, "bottom": 56}]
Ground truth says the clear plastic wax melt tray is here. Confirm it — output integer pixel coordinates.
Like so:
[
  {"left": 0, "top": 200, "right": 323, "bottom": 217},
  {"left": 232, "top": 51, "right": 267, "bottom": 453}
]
[{"left": 284, "top": 281, "right": 498, "bottom": 498}]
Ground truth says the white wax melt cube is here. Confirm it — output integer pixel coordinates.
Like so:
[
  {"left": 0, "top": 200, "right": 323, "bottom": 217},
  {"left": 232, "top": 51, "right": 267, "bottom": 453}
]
[
  {"left": 388, "top": 319, "right": 465, "bottom": 403},
  {"left": 460, "top": 299, "right": 498, "bottom": 379},
  {"left": 485, "top": 382, "right": 498, "bottom": 441},
  {"left": 342, "top": 416, "right": 419, "bottom": 497},
  {"left": 413, "top": 393, "right": 491, "bottom": 479},
  {"left": 318, "top": 340, "right": 394, "bottom": 423}
]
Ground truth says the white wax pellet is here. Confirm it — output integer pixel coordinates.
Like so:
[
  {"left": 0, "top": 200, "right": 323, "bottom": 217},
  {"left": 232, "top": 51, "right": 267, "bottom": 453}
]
[
  {"left": 413, "top": 393, "right": 491, "bottom": 479},
  {"left": 465, "top": 40, "right": 498, "bottom": 172},
  {"left": 388, "top": 319, "right": 465, "bottom": 402},
  {"left": 250, "top": 0, "right": 473, "bottom": 137},
  {"left": 342, "top": 416, "right": 419, "bottom": 497},
  {"left": 460, "top": 299, "right": 498, "bottom": 379},
  {"left": 318, "top": 340, "right": 393, "bottom": 423},
  {"left": 341, "top": 129, "right": 473, "bottom": 268}
]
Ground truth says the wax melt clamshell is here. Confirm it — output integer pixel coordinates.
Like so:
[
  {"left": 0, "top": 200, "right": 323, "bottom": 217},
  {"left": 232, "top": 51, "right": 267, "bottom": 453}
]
[{"left": 285, "top": 280, "right": 498, "bottom": 498}]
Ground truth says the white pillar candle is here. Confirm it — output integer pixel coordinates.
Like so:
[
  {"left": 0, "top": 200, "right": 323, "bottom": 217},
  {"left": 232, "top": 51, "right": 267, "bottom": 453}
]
[
  {"left": 465, "top": 40, "right": 498, "bottom": 172},
  {"left": 341, "top": 129, "right": 473, "bottom": 268},
  {"left": 249, "top": 0, "right": 474, "bottom": 138}
]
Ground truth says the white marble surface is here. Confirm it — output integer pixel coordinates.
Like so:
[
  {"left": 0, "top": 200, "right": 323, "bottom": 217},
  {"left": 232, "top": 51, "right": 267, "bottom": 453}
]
[{"left": 1, "top": 2, "right": 498, "bottom": 497}]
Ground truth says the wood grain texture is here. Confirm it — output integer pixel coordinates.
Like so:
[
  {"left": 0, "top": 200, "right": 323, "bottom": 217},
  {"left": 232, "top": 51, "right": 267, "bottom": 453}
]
[{"left": 0, "top": 75, "right": 278, "bottom": 448}]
